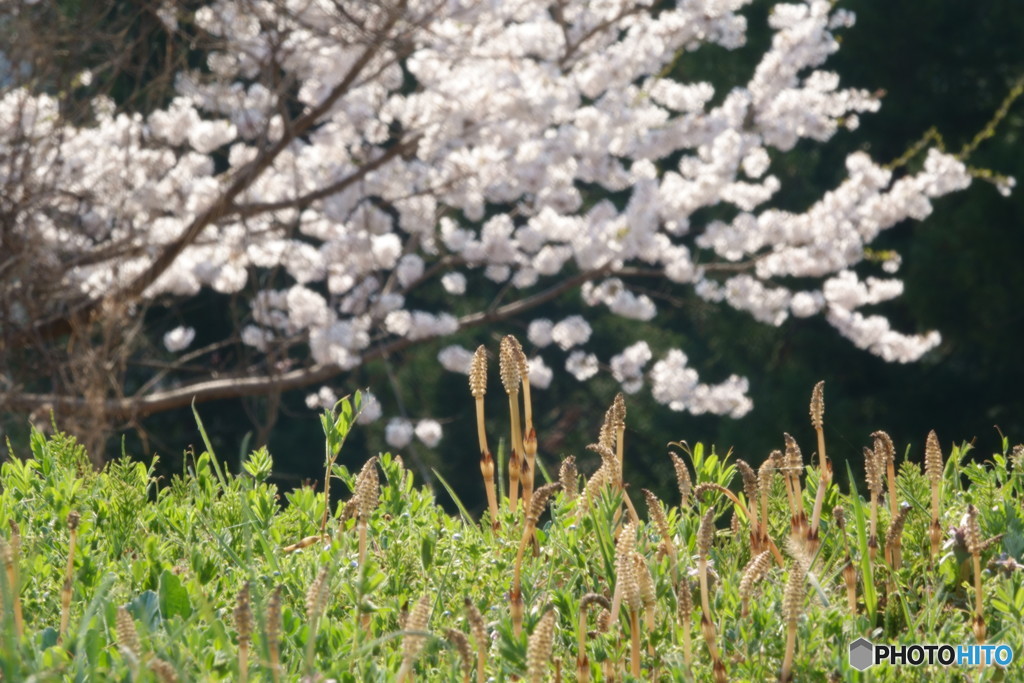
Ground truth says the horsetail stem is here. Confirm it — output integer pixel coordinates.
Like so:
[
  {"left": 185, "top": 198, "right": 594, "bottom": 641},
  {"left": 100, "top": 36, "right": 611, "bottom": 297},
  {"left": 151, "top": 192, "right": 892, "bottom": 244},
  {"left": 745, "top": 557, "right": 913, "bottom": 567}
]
[
  {"left": 59, "top": 510, "right": 80, "bottom": 641},
  {"left": 577, "top": 593, "right": 610, "bottom": 683},
  {"left": 808, "top": 382, "right": 830, "bottom": 552},
  {"left": 697, "top": 506, "right": 726, "bottom": 682},
  {"left": 924, "top": 430, "right": 944, "bottom": 562},
  {"left": 234, "top": 582, "right": 252, "bottom": 683},
  {"left": 500, "top": 335, "right": 524, "bottom": 512},
  {"left": 471, "top": 346, "right": 500, "bottom": 530},
  {"left": 965, "top": 505, "right": 986, "bottom": 644},
  {"left": 643, "top": 488, "right": 678, "bottom": 583},
  {"left": 779, "top": 563, "right": 806, "bottom": 682},
  {"left": 864, "top": 446, "right": 884, "bottom": 562},
  {"left": 512, "top": 483, "right": 559, "bottom": 635},
  {"left": 266, "top": 585, "right": 282, "bottom": 683}
]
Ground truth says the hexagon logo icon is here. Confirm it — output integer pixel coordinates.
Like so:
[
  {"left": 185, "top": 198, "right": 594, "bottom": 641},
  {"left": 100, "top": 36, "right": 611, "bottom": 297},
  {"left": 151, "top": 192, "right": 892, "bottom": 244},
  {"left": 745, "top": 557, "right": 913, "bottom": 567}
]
[{"left": 849, "top": 638, "right": 874, "bottom": 671}]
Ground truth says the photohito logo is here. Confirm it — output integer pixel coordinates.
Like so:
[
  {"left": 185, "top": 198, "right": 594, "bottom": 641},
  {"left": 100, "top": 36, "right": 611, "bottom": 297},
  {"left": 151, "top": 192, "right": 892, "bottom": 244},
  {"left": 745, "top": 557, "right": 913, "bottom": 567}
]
[{"left": 849, "top": 638, "right": 1014, "bottom": 671}]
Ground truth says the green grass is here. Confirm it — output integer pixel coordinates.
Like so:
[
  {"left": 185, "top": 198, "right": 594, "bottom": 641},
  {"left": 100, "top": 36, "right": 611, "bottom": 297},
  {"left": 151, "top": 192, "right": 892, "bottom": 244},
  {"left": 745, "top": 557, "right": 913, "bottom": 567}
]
[{"left": 1, "top": 396, "right": 1023, "bottom": 681}]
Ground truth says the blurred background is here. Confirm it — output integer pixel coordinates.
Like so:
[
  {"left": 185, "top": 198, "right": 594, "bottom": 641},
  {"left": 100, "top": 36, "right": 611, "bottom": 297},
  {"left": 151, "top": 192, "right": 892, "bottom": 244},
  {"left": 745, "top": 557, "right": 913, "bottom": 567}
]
[{"left": 2, "top": 0, "right": 1022, "bottom": 514}]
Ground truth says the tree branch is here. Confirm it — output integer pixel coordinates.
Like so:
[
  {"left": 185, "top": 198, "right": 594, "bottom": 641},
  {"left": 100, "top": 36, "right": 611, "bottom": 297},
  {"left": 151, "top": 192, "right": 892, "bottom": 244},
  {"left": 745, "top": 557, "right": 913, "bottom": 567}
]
[
  {"left": 16, "top": 3, "right": 408, "bottom": 347},
  {"left": 2, "top": 267, "right": 610, "bottom": 422}
]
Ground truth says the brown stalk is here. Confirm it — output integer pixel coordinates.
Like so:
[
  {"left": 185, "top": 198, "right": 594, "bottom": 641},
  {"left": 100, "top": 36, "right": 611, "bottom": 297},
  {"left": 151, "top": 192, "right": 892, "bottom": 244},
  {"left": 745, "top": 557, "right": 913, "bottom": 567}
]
[
  {"left": 266, "top": 585, "right": 282, "bottom": 683},
  {"left": 59, "top": 510, "right": 81, "bottom": 641},
  {"left": 758, "top": 452, "right": 780, "bottom": 555},
  {"left": 782, "top": 434, "right": 806, "bottom": 544},
  {"left": 634, "top": 553, "right": 656, "bottom": 656},
  {"left": 694, "top": 482, "right": 785, "bottom": 566},
  {"left": 833, "top": 506, "right": 858, "bottom": 612},
  {"left": 924, "top": 430, "right": 944, "bottom": 562},
  {"left": 807, "top": 382, "right": 830, "bottom": 553},
  {"left": 609, "top": 521, "right": 637, "bottom": 628},
  {"left": 676, "top": 578, "right": 694, "bottom": 671},
  {"left": 517, "top": 341, "right": 537, "bottom": 512},
  {"left": 527, "top": 609, "right": 556, "bottom": 683},
  {"left": 642, "top": 489, "right": 679, "bottom": 583},
  {"left": 670, "top": 451, "right": 693, "bottom": 507},
  {"left": 500, "top": 336, "right": 524, "bottom": 512},
  {"left": 611, "top": 393, "right": 626, "bottom": 481},
  {"left": 396, "top": 594, "right": 432, "bottom": 683},
  {"left": 355, "top": 457, "right": 380, "bottom": 568},
  {"left": 304, "top": 566, "right": 331, "bottom": 678},
  {"left": 512, "top": 484, "right": 559, "bottom": 635},
  {"left": 696, "top": 507, "right": 726, "bottom": 683},
  {"left": 445, "top": 628, "right": 473, "bottom": 683},
  {"left": 737, "top": 459, "right": 760, "bottom": 555},
  {"left": 470, "top": 346, "right": 500, "bottom": 530},
  {"left": 464, "top": 599, "right": 488, "bottom": 683},
  {"left": 965, "top": 505, "right": 986, "bottom": 644},
  {"left": 116, "top": 606, "right": 143, "bottom": 673},
  {"left": 559, "top": 456, "right": 578, "bottom": 503},
  {"left": 864, "top": 446, "right": 884, "bottom": 562},
  {"left": 884, "top": 502, "right": 911, "bottom": 571},
  {"left": 779, "top": 563, "right": 806, "bottom": 682},
  {"left": 872, "top": 431, "right": 898, "bottom": 522},
  {"left": 235, "top": 582, "right": 252, "bottom": 683},
  {"left": 576, "top": 593, "right": 611, "bottom": 683},
  {"left": 738, "top": 551, "right": 772, "bottom": 618}
]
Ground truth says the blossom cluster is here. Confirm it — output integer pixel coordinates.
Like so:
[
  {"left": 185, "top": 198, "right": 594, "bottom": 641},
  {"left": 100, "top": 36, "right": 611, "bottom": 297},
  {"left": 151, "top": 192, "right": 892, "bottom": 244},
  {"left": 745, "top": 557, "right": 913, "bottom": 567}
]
[{"left": 2, "top": 0, "right": 993, "bottom": 448}]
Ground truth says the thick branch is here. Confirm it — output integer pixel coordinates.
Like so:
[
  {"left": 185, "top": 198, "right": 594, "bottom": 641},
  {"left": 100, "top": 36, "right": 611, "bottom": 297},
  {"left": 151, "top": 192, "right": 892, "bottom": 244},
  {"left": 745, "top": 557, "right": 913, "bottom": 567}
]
[{"left": 2, "top": 267, "right": 610, "bottom": 422}]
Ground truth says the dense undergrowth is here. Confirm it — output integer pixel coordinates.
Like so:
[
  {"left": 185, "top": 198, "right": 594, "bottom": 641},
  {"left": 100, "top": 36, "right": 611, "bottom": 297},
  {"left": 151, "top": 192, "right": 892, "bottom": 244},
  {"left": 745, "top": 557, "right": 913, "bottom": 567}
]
[{"left": 2, "top": 367, "right": 1024, "bottom": 681}]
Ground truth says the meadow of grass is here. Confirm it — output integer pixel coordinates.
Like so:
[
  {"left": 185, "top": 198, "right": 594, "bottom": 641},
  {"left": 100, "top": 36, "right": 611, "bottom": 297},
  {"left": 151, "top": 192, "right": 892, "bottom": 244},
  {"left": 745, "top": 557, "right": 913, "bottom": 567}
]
[{"left": 1, "top": 336, "right": 1023, "bottom": 681}]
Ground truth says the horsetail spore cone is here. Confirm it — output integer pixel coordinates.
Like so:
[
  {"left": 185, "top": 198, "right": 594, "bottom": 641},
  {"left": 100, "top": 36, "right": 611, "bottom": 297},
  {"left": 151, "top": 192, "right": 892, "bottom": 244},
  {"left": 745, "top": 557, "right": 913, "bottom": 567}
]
[
  {"left": 465, "top": 598, "right": 488, "bottom": 683},
  {"left": 643, "top": 488, "right": 678, "bottom": 582},
  {"left": 737, "top": 459, "right": 761, "bottom": 554},
  {"left": 527, "top": 609, "right": 556, "bottom": 683},
  {"left": 885, "top": 502, "right": 911, "bottom": 571},
  {"left": 864, "top": 445, "right": 884, "bottom": 561},
  {"left": 234, "top": 582, "right": 252, "bottom": 683},
  {"left": 779, "top": 563, "right": 807, "bottom": 682},
  {"left": 511, "top": 482, "right": 559, "bottom": 635},
  {"left": 739, "top": 551, "right": 772, "bottom": 617},
  {"left": 397, "top": 594, "right": 433, "bottom": 683},
  {"left": 925, "top": 430, "right": 944, "bottom": 561},
  {"left": 872, "top": 431, "right": 898, "bottom": 521},
  {"left": 670, "top": 452, "right": 692, "bottom": 507},
  {"left": 782, "top": 434, "right": 806, "bottom": 542},
  {"left": 471, "top": 346, "right": 500, "bottom": 529},
  {"left": 445, "top": 628, "right": 473, "bottom": 683},
  {"left": 808, "top": 382, "right": 831, "bottom": 551},
  {"left": 500, "top": 335, "right": 524, "bottom": 512},
  {"left": 965, "top": 505, "right": 986, "bottom": 643},
  {"left": 559, "top": 456, "right": 578, "bottom": 502}
]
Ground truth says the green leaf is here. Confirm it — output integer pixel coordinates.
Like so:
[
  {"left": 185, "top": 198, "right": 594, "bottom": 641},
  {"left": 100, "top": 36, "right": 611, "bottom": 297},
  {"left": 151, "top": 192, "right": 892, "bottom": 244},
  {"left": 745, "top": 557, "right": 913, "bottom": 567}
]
[
  {"left": 159, "top": 569, "right": 193, "bottom": 621},
  {"left": 420, "top": 533, "right": 434, "bottom": 571},
  {"left": 126, "top": 589, "right": 162, "bottom": 632}
]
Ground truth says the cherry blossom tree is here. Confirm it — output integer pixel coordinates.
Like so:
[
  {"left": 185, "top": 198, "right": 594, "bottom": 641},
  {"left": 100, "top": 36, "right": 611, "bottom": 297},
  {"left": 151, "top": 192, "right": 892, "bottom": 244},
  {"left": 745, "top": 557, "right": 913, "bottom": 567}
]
[{"left": 0, "top": 0, "right": 1004, "bottom": 458}]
